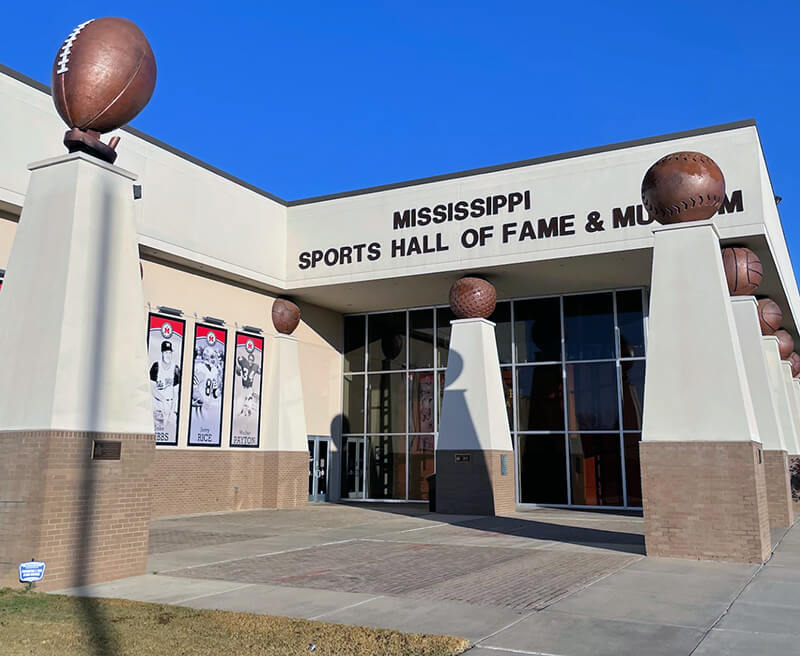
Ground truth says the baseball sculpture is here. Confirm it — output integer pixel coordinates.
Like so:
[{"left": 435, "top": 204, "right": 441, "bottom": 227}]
[
  {"left": 641, "top": 152, "right": 725, "bottom": 224},
  {"left": 757, "top": 298, "right": 783, "bottom": 335},
  {"left": 775, "top": 329, "right": 794, "bottom": 360},
  {"left": 449, "top": 277, "right": 497, "bottom": 319},
  {"left": 272, "top": 298, "right": 300, "bottom": 335},
  {"left": 721, "top": 247, "right": 762, "bottom": 296},
  {"left": 52, "top": 17, "right": 157, "bottom": 163}
]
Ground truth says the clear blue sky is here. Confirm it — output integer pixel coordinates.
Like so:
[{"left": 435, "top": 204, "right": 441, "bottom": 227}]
[{"left": 2, "top": 4, "right": 797, "bottom": 227}]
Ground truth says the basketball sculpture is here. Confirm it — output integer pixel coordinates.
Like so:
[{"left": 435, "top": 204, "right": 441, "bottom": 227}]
[
  {"left": 272, "top": 298, "right": 300, "bottom": 335},
  {"left": 757, "top": 298, "right": 783, "bottom": 336},
  {"left": 775, "top": 329, "right": 794, "bottom": 360},
  {"left": 449, "top": 277, "right": 496, "bottom": 319},
  {"left": 789, "top": 352, "right": 800, "bottom": 378},
  {"left": 721, "top": 247, "right": 762, "bottom": 296},
  {"left": 641, "top": 152, "right": 725, "bottom": 224},
  {"left": 52, "top": 17, "right": 157, "bottom": 163}
]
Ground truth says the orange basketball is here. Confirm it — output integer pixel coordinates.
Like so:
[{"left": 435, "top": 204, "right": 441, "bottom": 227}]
[
  {"left": 757, "top": 298, "right": 783, "bottom": 336},
  {"left": 721, "top": 247, "right": 762, "bottom": 296},
  {"left": 775, "top": 329, "right": 794, "bottom": 360}
]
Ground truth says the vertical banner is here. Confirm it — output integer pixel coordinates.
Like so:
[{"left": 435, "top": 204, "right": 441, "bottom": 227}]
[
  {"left": 147, "top": 314, "right": 185, "bottom": 445},
  {"left": 188, "top": 324, "right": 227, "bottom": 446},
  {"left": 230, "top": 332, "right": 264, "bottom": 447}
]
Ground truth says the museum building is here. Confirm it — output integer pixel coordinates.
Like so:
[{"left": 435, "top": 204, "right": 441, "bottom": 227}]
[{"left": 0, "top": 61, "right": 798, "bottom": 525}]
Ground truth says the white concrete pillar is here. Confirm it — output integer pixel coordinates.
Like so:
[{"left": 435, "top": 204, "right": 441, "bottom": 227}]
[
  {"left": 262, "top": 333, "right": 308, "bottom": 508},
  {"left": 782, "top": 363, "right": 800, "bottom": 455},
  {"left": 731, "top": 297, "right": 783, "bottom": 451},
  {"left": 0, "top": 152, "right": 154, "bottom": 591},
  {"left": 436, "top": 317, "right": 514, "bottom": 515},
  {"left": 763, "top": 337, "right": 797, "bottom": 453},
  {"left": 640, "top": 221, "right": 770, "bottom": 563}
]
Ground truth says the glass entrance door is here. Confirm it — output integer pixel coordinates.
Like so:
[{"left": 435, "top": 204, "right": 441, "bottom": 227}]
[{"left": 308, "top": 437, "right": 330, "bottom": 502}]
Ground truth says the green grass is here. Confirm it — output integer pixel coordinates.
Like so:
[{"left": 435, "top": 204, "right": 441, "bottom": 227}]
[{"left": 0, "top": 588, "right": 469, "bottom": 655}]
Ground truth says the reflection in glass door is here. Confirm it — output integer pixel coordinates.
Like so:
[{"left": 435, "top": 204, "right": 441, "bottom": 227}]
[{"left": 308, "top": 436, "right": 330, "bottom": 502}]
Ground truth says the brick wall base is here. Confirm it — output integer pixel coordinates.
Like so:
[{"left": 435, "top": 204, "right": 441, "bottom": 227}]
[
  {"left": 0, "top": 430, "right": 154, "bottom": 591},
  {"left": 150, "top": 449, "right": 308, "bottom": 518},
  {"left": 435, "top": 449, "right": 515, "bottom": 516},
  {"left": 791, "top": 455, "right": 800, "bottom": 505},
  {"left": 264, "top": 451, "right": 308, "bottom": 509},
  {"left": 763, "top": 449, "right": 794, "bottom": 527},
  {"left": 641, "top": 440, "right": 771, "bottom": 563}
]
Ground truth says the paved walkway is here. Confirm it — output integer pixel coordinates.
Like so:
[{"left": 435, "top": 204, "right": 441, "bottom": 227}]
[{"left": 57, "top": 503, "right": 800, "bottom": 655}]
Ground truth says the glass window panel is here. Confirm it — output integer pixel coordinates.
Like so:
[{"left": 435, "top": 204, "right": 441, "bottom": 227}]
[
  {"left": 624, "top": 433, "right": 642, "bottom": 507},
  {"left": 564, "top": 293, "right": 615, "bottom": 361},
  {"left": 409, "top": 309, "right": 435, "bottom": 369},
  {"left": 491, "top": 301, "right": 512, "bottom": 364},
  {"left": 569, "top": 433, "right": 623, "bottom": 506},
  {"left": 517, "top": 365, "right": 564, "bottom": 431},
  {"left": 341, "top": 437, "right": 365, "bottom": 499},
  {"left": 566, "top": 362, "right": 619, "bottom": 431},
  {"left": 501, "top": 366, "right": 513, "bottom": 429},
  {"left": 367, "top": 373, "right": 406, "bottom": 433},
  {"left": 621, "top": 360, "right": 645, "bottom": 430},
  {"left": 344, "top": 315, "right": 366, "bottom": 372},
  {"left": 408, "top": 435, "right": 434, "bottom": 500},
  {"left": 368, "top": 312, "right": 406, "bottom": 371},
  {"left": 367, "top": 435, "right": 407, "bottom": 500},
  {"left": 409, "top": 371, "right": 436, "bottom": 433},
  {"left": 514, "top": 297, "right": 561, "bottom": 363},
  {"left": 518, "top": 435, "right": 567, "bottom": 503},
  {"left": 617, "top": 290, "right": 646, "bottom": 358},
  {"left": 342, "top": 374, "right": 365, "bottom": 434},
  {"left": 436, "top": 306, "right": 456, "bottom": 368}
]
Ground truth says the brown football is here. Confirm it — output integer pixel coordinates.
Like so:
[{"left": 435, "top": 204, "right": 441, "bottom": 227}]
[
  {"left": 775, "top": 329, "right": 794, "bottom": 360},
  {"left": 272, "top": 298, "right": 300, "bottom": 335},
  {"left": 52, "top": 17, "right": 156, "bottom": 133},
  {"left": 756, "top": 298, "right": 783, "bottom": 336},
  {"left": 449, "top": 277, "right": 497, "bottom": 319},
  {"left": 641, "top": 152, "right": 725, "bottom": 224},
  {"left": 789, "top": 352, "right": 800, "bottom": 378},
  {"left": 721, "top": 247, "right": 762, "bottom": 296}
]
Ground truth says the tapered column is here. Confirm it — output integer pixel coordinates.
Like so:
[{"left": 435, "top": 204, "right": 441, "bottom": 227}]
[
  {"left": 262, "top": 334, "right": 308, "bottom": 508},
  {"left": 640, "top": 222, "right": 770, "bottom": 563},
  {"left": 0, "top": 153, "right": 155, "bottom": 590},
  {"left": 436, "top": 318, "right": 515, "bottom": 515}
]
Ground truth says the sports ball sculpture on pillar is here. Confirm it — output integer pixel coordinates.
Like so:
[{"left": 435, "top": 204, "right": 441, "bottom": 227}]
[
  {"left": 639, "top": 150, "right": 775, "bottom": 562},
  {"left": 52, "top": 17, "right": 157, "bottom": 163},
  {"left": 721, "top": 247, "right": 763, "bottom": 296},
  {"left": 449, "top": 276, "right": 497, "bottom": 318},
  {"left": 272, "top": 298, "right": 301, "bottom": 335}
]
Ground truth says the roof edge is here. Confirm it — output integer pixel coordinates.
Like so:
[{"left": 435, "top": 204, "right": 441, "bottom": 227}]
[{"left": 288, "top": 119, "right": 757, "bottom": 205}]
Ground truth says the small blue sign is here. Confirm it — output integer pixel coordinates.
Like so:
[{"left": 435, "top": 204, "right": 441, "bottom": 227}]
[{"left": 19, "top": 561, "right": 46, "bottom": 583}]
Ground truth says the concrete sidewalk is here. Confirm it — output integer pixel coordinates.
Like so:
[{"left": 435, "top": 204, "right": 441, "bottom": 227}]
[{"left": 56, "top": 503, "right": 800, "bottom": 655}]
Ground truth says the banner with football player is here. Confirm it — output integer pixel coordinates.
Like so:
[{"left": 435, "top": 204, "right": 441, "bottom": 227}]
[
  {"left": 188, "top": 324, "right": 227, "bottom": 446},
  {"left": 147, "top": 314, "right": 185, "bottom": 445},
  {"left": 230, "top": 333, "right": 264, "bottom": 447}
]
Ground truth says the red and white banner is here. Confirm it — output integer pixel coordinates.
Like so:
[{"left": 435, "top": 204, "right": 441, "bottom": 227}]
[
  {"left": 147, "top": 314, "right": 185, "bottom": 445},
  {"left": 230, "top": 333, "right": 264, "bottom": 447},
  {"left": 188, "top": 324, "right": 227, "bottom": 447}
]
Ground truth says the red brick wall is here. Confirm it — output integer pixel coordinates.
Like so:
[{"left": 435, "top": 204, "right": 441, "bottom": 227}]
[
  {"left": 435, "top": 449, "right": 515, "bottom": 516},
  {"left": 641, "top": 440, "right": 771, "bottom": 563},
  {"left": 0, "top": 430, "right": 154, "bottom": 591},
  {"left": 264, "top": 452, "right": 308, "bottom": 509},
  {"left": 763, "top": 449, "right": 794, "bottom": 527}
]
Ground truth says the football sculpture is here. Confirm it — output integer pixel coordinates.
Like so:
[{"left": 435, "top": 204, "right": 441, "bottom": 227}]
[
  {"left": 52, "top": 17, "right": 157, "bottom": 163},
  {"left": 449, "top": 277, "right": 497, "bottom": 319},
  {"left": 272, "top": 298, "right": 301, "bottom": 335},
  {"left": 721, "top": 247, "right": 762, "bottom": 296},
  {"left": 641, "top": 152, "right": 725, "bottom": 224},
  {"left": 775, "top": 329, "right": 794, "bottom": 360},
  {"left": 756, "top": 298, "right": 783, "bottom": 336}
]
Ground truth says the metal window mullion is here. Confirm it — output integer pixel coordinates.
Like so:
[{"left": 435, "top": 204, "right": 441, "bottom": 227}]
[
  {"left": 405, "top": 309, "right": 410, "bottom": 501},
  {"left": 510, "top": 299, "right": 520, "bottom": 505},
  {"left": 613, "top": 291, "right": 628, "bottom": 508},
  {"left": 560, "top": 295, "right": 571, "bottom": 506},
  {"left": 362, "top": 314, "right": 369, "bottom": 498}
]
